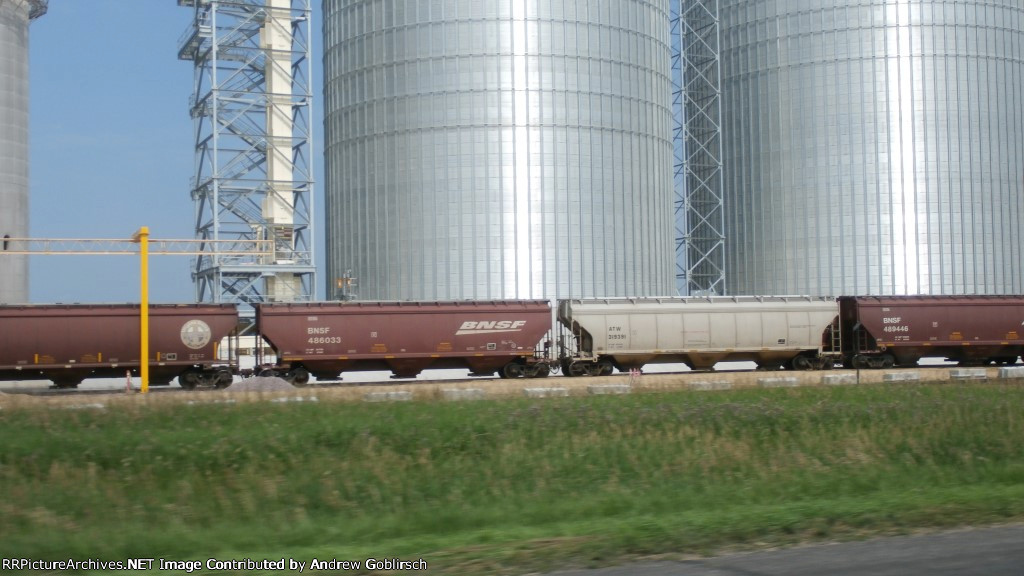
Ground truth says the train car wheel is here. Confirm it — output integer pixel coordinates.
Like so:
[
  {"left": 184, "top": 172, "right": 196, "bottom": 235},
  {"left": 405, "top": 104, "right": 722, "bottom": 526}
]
[
  {"left": 214, "top": 369, "right": 233, "bottom": 389},
  {"left": 290, "top": 367, "right": 311, "bottom": 386},
  {"left": 880, "top": 355, "right": 895, "bottom": 369},
  {"left": 564, "top": 362, "right": 578, "bottom": 377},
  {"left": 532, "top": 364, "right": 551, "bottom": 378},
  {"left": 178, "top": 369, "right": 201, "bottom": 390},
  {"left": 567, "top": 362, "right": 589, "bottom": 377},
  {"left": 502, "top": 363, "right": 525, "bottom": 379},
  {"left": 788, "top": 356, "right": 812, "bottom": 370},
  {"left": 852, "top": 356, "right": 871, "bottom": 370},
  {"left": 597, "top": 360, "right": 614, "bottom": 376}
]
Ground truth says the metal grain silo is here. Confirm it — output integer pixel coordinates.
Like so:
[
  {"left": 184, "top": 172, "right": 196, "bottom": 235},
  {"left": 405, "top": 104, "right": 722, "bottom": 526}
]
[
  {"left": 0, "top": 0, "right": 45, "bottom": 304},
  {"left": 721, "top": 1, "right": 1024, "bottom": 296},
  {"left": 323, "top": 0, "right": 675, "bottom": 301}
]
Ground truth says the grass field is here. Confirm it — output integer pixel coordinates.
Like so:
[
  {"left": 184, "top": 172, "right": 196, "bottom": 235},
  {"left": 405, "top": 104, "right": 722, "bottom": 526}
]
[{"left": 1, "top": 381, "right": 1023, "bottom": 574}]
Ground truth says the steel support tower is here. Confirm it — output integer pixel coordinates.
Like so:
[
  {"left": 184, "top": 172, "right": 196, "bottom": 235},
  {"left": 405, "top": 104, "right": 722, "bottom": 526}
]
[
  {"left": 673, "top": 0, "right": 725, "bottom": 296},
  {"left": 177, "top": 0, "right": 315, "bottom": 315}
]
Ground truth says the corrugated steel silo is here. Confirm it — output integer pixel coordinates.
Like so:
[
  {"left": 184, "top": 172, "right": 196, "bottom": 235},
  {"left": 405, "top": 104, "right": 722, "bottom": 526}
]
[
  {"left": 323, "top": 0, "right": 675, "bottom": 301},
  {"left": 0, "top": 0, "right": 45, "bottom": 304},
  {"left": 721, "top": 1, "right": 1024, "bottom": 296}
]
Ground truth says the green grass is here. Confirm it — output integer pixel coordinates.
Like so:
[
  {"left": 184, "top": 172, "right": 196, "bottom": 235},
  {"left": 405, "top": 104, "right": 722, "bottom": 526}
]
[{"left": 2, "top": 382, "right": 1024, "bottom": 574}]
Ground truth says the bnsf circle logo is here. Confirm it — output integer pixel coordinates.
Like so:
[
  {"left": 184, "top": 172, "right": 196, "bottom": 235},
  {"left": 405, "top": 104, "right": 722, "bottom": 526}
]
[{"left": 181, "top": 319, "right": 213, "bottom": 350}]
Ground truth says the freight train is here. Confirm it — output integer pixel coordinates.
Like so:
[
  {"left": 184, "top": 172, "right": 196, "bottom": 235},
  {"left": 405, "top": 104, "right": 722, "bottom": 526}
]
[{"left": 1, "top": 295, "right": 1022, "bottom": 388}]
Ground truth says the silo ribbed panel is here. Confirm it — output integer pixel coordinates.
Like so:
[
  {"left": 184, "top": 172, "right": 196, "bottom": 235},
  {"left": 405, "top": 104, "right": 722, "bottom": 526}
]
[
  {"left": 0, "top": 0, "right": 32, "bottom": 303},
  {"left": 722, "top": 1, "right": 1024, "bottom": 296},
  {"left": 323, "top": 0, "right": 675, "bottom": 300}
]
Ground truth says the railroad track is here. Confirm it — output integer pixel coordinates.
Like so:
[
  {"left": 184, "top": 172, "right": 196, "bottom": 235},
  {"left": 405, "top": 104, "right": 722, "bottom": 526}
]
[{"left": 3, "top": 362, "right": 1014, "bottom": 400}]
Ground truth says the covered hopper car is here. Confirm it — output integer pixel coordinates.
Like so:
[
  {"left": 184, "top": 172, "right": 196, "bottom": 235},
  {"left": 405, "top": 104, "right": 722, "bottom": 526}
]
[
  {"left": 0, "top": 304, "right": 238, "bottom": 388},
  {"left": 5, "top": 295, "right": 1023, "bottom": 390},
  {"left": 557, "top": 297, "right": 841, "bottom": 375},
  {"left": 254, "top": 300, "right": 553, "bottom": 383},
  {"left": 837, "top": 295, "right": 1024, "bottom": 368}
]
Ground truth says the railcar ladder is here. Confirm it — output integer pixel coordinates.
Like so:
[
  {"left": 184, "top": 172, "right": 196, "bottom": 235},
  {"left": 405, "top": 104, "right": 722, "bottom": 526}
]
[
  {"left": 828, "top": 317, "right": 842, "bottom": 354},
  {"left": 853, "top": 324, "right": 874, "bottom": 354}
]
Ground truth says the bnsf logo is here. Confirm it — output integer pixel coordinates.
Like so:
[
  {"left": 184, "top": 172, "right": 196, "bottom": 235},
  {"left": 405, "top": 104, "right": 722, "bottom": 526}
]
[{"left": 456, "top": 320, "right": 527, "bottom": 335}]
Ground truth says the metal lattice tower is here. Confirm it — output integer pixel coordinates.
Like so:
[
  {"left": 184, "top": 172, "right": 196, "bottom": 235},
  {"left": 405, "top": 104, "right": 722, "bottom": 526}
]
[
  {"left": 177, "top": 0, "right": 315, "bottom": 315},
  {"left": 673, "top": 0, "right": 725, "bottom": 296}
]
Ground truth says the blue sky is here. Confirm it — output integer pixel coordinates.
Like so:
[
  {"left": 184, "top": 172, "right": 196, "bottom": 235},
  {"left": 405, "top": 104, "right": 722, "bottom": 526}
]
[{"left": 28, "top": 1, "right": 324, "bottom": 303}]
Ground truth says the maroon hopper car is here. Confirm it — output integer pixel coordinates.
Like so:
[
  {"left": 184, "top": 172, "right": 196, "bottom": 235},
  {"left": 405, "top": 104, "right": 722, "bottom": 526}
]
[
  {"left": 0, "top": 304, "right": 238, "bottom": 388},
  {"left": 255, "top": 301, "right": 553, "bottom": 383},
  {"left": 838, "top": 295, "right": 1024, "bottom": 368}
]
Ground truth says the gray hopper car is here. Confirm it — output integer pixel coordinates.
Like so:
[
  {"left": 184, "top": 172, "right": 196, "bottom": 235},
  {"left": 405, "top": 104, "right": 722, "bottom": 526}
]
[{"left": 558, "top": 297, "right": 840, "bottom": 375}]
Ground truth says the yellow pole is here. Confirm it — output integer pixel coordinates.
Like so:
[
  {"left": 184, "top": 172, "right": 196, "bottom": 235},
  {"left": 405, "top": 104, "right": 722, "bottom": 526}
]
[{"left": 132, "top": 227, "right": 150, "bottom": 393}]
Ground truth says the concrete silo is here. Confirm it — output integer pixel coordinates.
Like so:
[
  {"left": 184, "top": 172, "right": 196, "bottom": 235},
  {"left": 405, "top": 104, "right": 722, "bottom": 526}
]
[
  {"left": 0, "top": 0, "right": 45, "bottom": 303},
  {"left": 323, "top": 0, "right": 676, "bottom": 301},
  {"left": 721, "top": 1, "right": 1024, "bottom": 296}
]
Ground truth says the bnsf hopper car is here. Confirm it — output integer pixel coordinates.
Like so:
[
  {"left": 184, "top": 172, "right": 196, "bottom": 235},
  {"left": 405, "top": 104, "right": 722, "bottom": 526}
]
[
  {"left": 0, "top": 304, "right": 238, "bottom": 388},
  {"left": 838, "top": 295, "right": 1024, "bottom": 368},
  {"left": 254, "top": 300, "right": 553, "bottom": 383},
  {"left": 558, "top": 297, "right": 840, "bottom": 375}
]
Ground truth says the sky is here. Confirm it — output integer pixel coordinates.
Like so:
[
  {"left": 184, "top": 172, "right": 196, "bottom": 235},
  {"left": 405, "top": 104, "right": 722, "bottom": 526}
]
[{"left": 27, "top": 0, "right": 325, "bottom": 303}]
